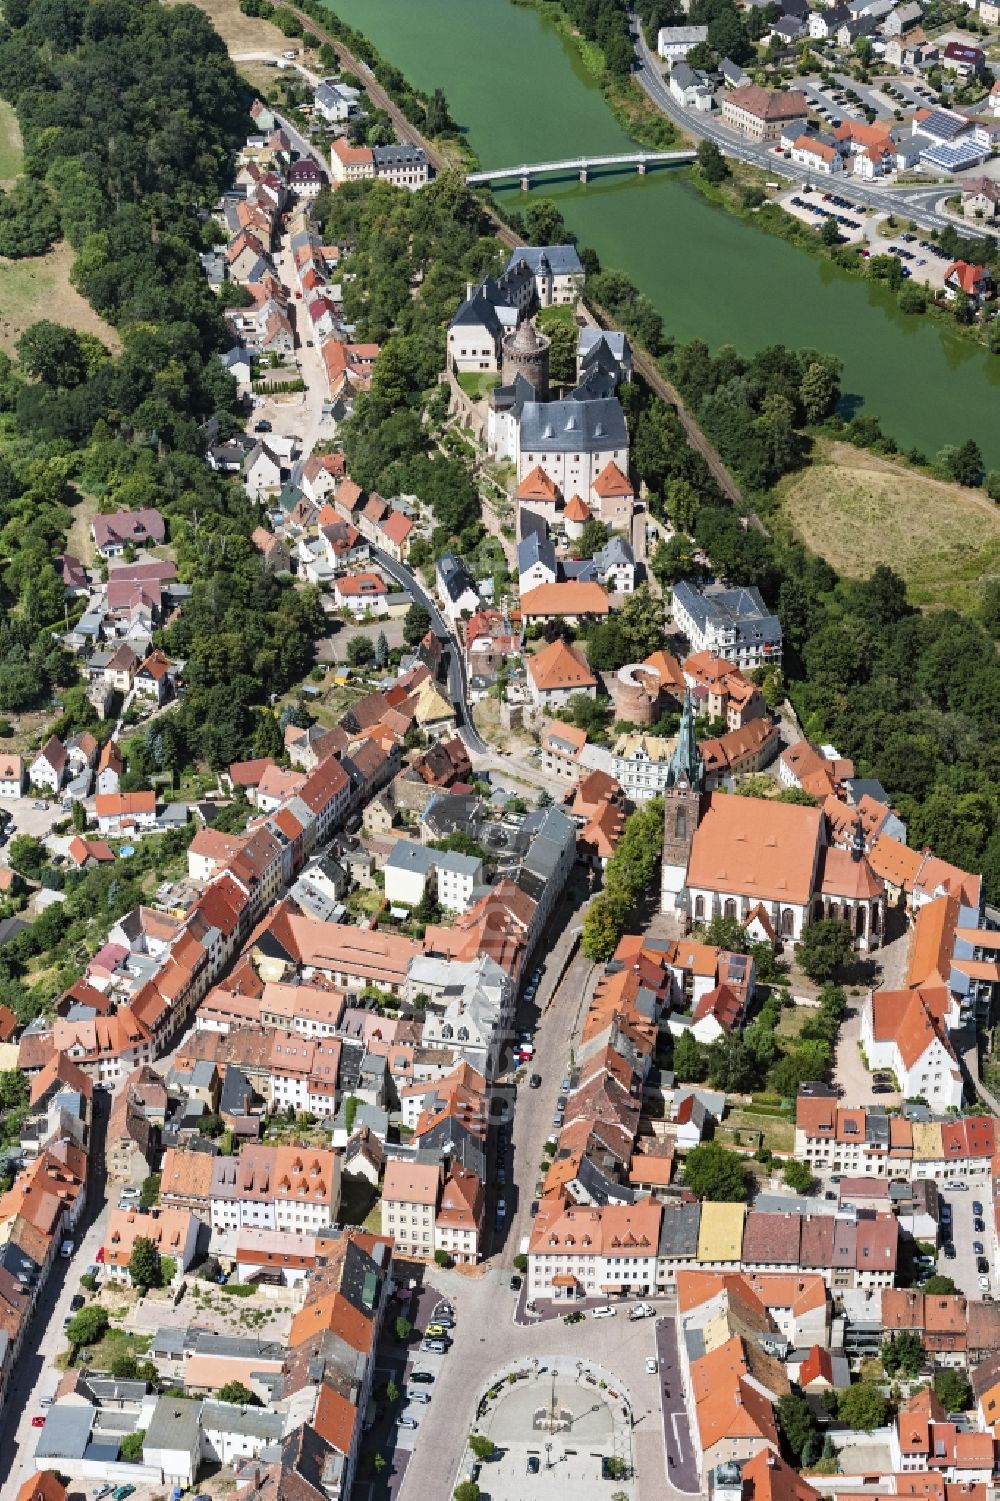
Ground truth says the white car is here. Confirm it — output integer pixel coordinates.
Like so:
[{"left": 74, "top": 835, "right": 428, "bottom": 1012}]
[
  {"left": 980, "top": 1276, "right": 991, "bottom": 1291},
  {"left": 591, "top": 1305, "right": 616, "bottom": 1319},
  {"left": 629, "top": 1302, "right": 655, "bottom": 1320},
  {"left": 119, "top": 1187, "right": 140, "bottom": 1201},
  {"left": 646, "top": 1357, "right": 659, "bottom": 1374}
]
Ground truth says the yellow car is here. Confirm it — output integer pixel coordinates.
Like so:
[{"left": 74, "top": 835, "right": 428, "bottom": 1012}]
[{"left": 425, "top": 1323, "right": 447, "bottom": 1337}]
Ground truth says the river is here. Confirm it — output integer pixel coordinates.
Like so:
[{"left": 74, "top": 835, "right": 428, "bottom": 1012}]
[{"left": 328, "top": 0, "right": 1000, "bottom": 465}]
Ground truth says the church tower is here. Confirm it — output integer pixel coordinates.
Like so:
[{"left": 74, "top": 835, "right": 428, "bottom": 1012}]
[{"left": 660, "top": 689, "right": 705, "bottom": 916}]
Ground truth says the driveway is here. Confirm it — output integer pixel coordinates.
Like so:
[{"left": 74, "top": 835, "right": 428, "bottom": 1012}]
[
  {"left": 832, "top": 1000, "right": 900, "bottom": 1110},
  {"left": 655, "top": 1316, "right": 698, "bottom": 1494}
]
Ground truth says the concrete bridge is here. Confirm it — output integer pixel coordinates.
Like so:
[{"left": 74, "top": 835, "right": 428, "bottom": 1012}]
[{"left": 465, "top": 149, "right": 696, "bottom": 190}]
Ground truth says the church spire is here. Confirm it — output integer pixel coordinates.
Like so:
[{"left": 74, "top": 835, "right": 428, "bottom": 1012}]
[{"left": 666, "top": 687, "right": 704, "bottom": 791}]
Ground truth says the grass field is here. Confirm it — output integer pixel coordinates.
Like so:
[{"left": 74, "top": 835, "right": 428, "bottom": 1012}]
[
  {"left": 457, "top": 371, "right": 500, "bottom": 400},
  {"left": 0, "top": 241, "right": 121, "bottom": 358},
  {"left": 164, "top": 0, "right": 291, "bottom": 57},
  {"left": 776, "top": 440, "right": 1000, "bottom": 613},
  {"left": 0, "top": 100, "right": 23, "bottom": 185}
]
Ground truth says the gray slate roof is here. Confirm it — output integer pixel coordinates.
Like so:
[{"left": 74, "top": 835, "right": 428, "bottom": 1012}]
[
  {"left": 504, "top": 244, "right": 584, "bottom": 278},
  {"left": 518, "top": 395, "right": 628, "bottom": 455},
  {"left": 517, "top": 531, "right": 556, "bottom": 576}
]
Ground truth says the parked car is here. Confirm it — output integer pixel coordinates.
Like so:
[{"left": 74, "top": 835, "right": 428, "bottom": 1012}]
[
  {"left": 975, "top": 1219, "right": 986, "bottom": 1234},
  {"left": 973, "top": 1200, "right": 984, "bottom": 1215},
  {"left": 527, "top": 1456, "right": 540, "bottom": 1475},
  {"left": 510, "top": 1274, "right": 522, "bottom": 1291},
  {"left": 943, "top": 1243, "right": 956, "bottom": 1259},
  {"left": 591, "top": 1305, "right": 616, "bottom": 1319},
  {"left": 406, "top": 1390, "right": 431, "bottom": 1404},
  {"left": 112, "top": 1484, "right": 136, "bottom": 1499},
  {"left": 979, "top": 1257, "right": 990, "bottom": 1275},
  {"left": 561, "top": 1077, "right": 571, "bottom": 1092},
  {"left": 254, "top": 419, "right": 272, "bottom": 433},
  {"left": 530, "top": 1199, "right": 540, "bottom": 1216},
  {"left": 31, "top": 1416, "right": 46, "bottom": 1428},
  {"left": 409, "top": 1371, "right": 434, "bottom": 1384},
  {"left": 529, "top": 1074, "right": 541, "bottom": 1089},
  {"left": 92, "top": 1488, "right": 114, "bottom": 1501},
  {"left": 974, "top": 1242, "right": 985, "bottom": 1256},
  {"left": 629, "top": 1302, "right": 655, "bottom": 1320},
  {"left": 981, "top": 1276, "right": 991, "bottom": 1292},
  {"left": 646, "top": 1357, "right": 659, "bottom": 1374},
  {"left": 399, "top": 1416, "right": 420, "bottom": 1429},
  {"left": 421, "top": 1339, "right": 448, "bottom": 1354},
  {"left": 32, "top": 800, "right": 48, "bottom": 810},
  {"left": 425, "top": 1323, "right": 449, "bottom": 1338}
]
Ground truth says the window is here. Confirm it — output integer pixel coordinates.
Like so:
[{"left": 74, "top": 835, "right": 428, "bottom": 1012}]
[{"left": 724, "top": 898, "right": 737, "bottom": 921}]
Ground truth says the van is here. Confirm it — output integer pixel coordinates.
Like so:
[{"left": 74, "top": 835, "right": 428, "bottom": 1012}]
[{"left": 591, "top": 1305, "right": 616, "bottom": 1319}]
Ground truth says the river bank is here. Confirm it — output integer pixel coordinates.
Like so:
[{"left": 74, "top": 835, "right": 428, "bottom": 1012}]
[
  {"left": 509, "top": 0, "right": 681, "bottom": 151},
  {"left": 324, "top": 0, "right": 1000, "bottom": 466}
]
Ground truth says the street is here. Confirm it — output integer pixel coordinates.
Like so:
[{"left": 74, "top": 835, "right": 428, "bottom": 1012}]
[
  {"left": 0, "top": 1090, "right": 112, "bottom": 1497},
  {"left": 628, "top": 18, "right": 998, "bottom": 239}
]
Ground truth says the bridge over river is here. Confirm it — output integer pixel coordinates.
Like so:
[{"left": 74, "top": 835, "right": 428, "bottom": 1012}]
[{"left": 465, "top": 149, "right": 696, "bottom": 190}]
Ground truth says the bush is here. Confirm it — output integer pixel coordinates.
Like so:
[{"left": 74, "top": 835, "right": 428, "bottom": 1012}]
[
  {"left": 119, "top": 1430, "right": 145, "bottom": 1461},
  {"left": 467, "top": 1435, "right": 496, "bottom": 1461},
  {"left": 67, "top": 1305, "right": 109, "bottom": 1346}
]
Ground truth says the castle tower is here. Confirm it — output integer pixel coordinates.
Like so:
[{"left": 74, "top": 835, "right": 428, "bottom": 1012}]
[
  {"left": 502, "top": 317, "right": 550, "bottom": 399},
  {"left": 660, "top": 688, "right": 705, "bottom": 917}
]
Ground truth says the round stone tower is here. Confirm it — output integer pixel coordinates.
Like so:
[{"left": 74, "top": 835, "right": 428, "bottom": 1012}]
[{"left": 502, "top": 317, "right": 550, "bottom": 399}]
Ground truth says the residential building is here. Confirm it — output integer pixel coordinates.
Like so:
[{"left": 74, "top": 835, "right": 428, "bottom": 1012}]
[
  {"left": 526, "top": 638, "right": 597, "bottom": 709},
  {"left": 381, "top": 1159, "right": 440, "bottom": 1258},
  {"left": 720, "top": 86, "right": 808, "bottom": 142},
  {"left": 671, "top": 582, "right": 782, "bottom": 669}
]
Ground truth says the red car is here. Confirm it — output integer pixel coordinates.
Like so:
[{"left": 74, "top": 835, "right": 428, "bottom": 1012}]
[{"left": 31, "top": 1416, "right": 45, "bottom": 1428}]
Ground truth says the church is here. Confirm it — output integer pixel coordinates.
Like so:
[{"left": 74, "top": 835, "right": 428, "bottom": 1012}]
[{"left": 660, "top": 692, "right": 885, "bottom": 950}]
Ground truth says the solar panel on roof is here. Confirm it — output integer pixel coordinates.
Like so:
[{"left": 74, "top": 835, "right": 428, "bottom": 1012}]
[{"left": 921, "top": 141, "right": 983, "bottom": 171}]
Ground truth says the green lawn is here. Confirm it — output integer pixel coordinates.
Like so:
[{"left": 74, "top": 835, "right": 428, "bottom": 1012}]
[
  {"left": 457, "top": 371, "right": 500, "bottom": 399},
  {"left": 0, "top": 100, "right": 23, "bottom": 182},
  {"left": 536, "top": 303, "right": 577, "bottom": 331},
  {"left": 724, "top": 1109, "right": 795, "bottom": 1155},
  {"left": 71, "top": 1326, "right": 151, "bottom": 1370}
]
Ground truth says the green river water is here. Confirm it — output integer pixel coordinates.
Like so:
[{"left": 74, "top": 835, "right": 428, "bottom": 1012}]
[{"left": 327, "top": 0, "right": 1000, "bottom": 465}]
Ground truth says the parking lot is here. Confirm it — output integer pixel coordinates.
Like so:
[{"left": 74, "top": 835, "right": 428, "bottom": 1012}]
[
  {"left": 936, "top": 1184, "right": 994, "bottom": 1303},
  {"left": 777, "top": 189, "right": 953, "bottom": 288}
]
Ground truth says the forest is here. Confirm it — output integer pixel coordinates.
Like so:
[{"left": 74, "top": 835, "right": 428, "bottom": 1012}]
[{"left": 0, "top": 0, "right": 321, "bottom": 764}]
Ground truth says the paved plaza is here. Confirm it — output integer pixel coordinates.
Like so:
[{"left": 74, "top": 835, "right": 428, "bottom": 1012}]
[{"left": 473, "top": 1359, "right": 635, "bottom": 1501}]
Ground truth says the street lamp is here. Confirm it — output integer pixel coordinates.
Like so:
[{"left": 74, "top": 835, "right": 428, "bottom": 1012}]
[{"left": 545, "top": 1441, "right": 553, "bottom": 1470}]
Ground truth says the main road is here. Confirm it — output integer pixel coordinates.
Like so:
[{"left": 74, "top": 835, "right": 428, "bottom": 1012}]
[{"left": 629, "top": 15, "right": 997, "bottom": 238}]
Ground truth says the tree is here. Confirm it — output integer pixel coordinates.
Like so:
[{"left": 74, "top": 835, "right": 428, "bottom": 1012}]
[
  {"left": 777, "top": 1392, "right": 817, "bottom": 1464},
  {"left": 374, "top": 630, "right": 389, "bottom": 668},
  {"left": 7, "top": 834, "right": 45, "bottom": 881},
  {"left": 581, "top": 893, "right": 628, "bottom": 961},
  {"left": 385, "top": 1377, "right": 400, "bottom": 1403},
  {"left": 66, "top": 1305, "right": 109, "bottom": 1346},
  {"left": 395, "top": 1315, "right": 413, "bottom": 1342},
  {"left": 129, "top": 1236, "right": 162, "bottom": 1292},
  {"left": 945, "top": 438, "right": 984, "bottom": 488},
  {"left": 434, "top": 1248, "right": 452, "bottom": 1267},
  {"left": 696, "top": 139, "right": 729, "bottom": 185},
  {"left": 821, "top": 217, "right": 840, "bottom": 248},
  {"left": 577, "top": 519, "right": 610, "bottom": 558},
  {"left": 218, "top": 1380, "right": 262, "bottom": 1406},
  {"left": 782, "top": 1159, "right": 815, "bottom": 1193},
  {"left": 797, "top": 919, "right": 853, "bottom": 982},
  {"left": 111, "top": 1353, "right": 139, "bottom": 1380},
  {"left": 140, "top": 1173, "right": 160, "bottom": 1209},
  {"left": 347, "top": 635, "right": 375, "bottom": 667},
  {"left": 934, "top": 1368, "right": 971, "bottom": 1412},
  {"left": 924, "top": 1276, "right": 957, "bottom": 1295},
  {"left": 683, "top": 1141, "right": 749, "bottom": 1202},
  {"left": 403, "top": 603, "right": 432, "bottom": 646},
  {"left": 468, "top": 1435, "right": 496, "bottom": 1460},
  {"left": 837, "top": 1381, "right": 887, "bottom": 1432},
  {"left": 454, "top": 1484, "right": 481, "bottom": 1501},
  {"left": 674, "top": 1029, "right": 710, "bottom": 1083},
  {"left": 543, "top": 316, "right": 578, "bottom": 387},
  {"left": 119, "top": 1430, "right": 145, "bottom": 1461},
  {"left": 513, "top": 1252, "right": 528, "bottom": 1272},
  {"left": 344, "top": 1095, "right": 360, "bottom": 1134},
  {"left": 800, "top": 361, "right": 840, "bottom": 424},
  {"left": 703, "top": 914, "right": 747, "bottom": 951},
  {"left": 882, "top": 1331, "right": 924, "bottom": 1379}
]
